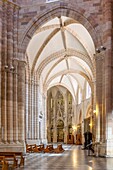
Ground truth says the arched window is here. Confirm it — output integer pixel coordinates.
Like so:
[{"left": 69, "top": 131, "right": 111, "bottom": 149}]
[{"left": 86, "top": 82, "right": 91, "bottom": 99}]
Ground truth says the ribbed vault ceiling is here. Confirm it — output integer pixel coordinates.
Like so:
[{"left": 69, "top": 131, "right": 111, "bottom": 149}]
[{"left": 26, "top": 16, "right": 95, "bottom": 101}]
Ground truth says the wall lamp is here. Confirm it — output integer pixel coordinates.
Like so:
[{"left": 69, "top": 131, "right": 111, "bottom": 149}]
[
  {"left": 96, "top": 46, "right": 106, "bottom": 53},
  {"left": 10, "top": 66, "right": 15, "bottom": 71},
  {"left": 4, "top": 65, "right": 15, "bottom": 72}
]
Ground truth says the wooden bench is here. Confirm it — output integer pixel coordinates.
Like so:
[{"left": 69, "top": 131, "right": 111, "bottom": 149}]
[
  {"left": 0, "top": 156, "right": 9, "bottom": 170},
  {"left": 54, "top": 144, "right": 65, "bottom": 153},
  {"left": 0, "top": 153, "right": 17, "bottom": 168},
  {"left": 38, "top": 144, "right": 44, "bottom": 152},
  {"left": 26, "top": 144, "right": 45, "bottom": 153},
  {"left": 13, "top": 152, "right": 25, "bottom": 167},
  {"left": 0, "top": 152, "right": 25, "bottom": 167},
  {"left": 48, "top": 144, "right": 54, "bottom": 152},
  {"left": 33, "top": 144, "right": 41, "bottom": 153},
  {"left": 26, "top": 144, "right": 36, "bottom": 153},
  {"left": 44, "top": 144, "right": 54, "bottom": 153}
]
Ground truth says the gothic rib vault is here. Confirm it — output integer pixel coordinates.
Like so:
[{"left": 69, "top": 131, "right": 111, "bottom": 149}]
[{"left": 26, "top": 16, "right": 95, "bottom": 100}]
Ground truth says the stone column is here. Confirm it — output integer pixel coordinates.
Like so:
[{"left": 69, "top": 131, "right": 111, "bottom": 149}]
[
  {"left": 1, "top": 1, "right": 8, "bottom": 143},
  {"left": 95, "top": 53, "right": 103, "bottom": 142},
  {"left": 28, "top": 78, "right": 31, "bottom": 139},
  {"left": 47, "top": 96, "right": 50, "bottom": 143},
  {"left": 7, "top": 63, "right": 13, "bottom": 144},
  {"left": 34, "top": 79, "right": 37, "bottom": 139},
  {"left": 13, "top": 2, "right": 19, "bottom": 143},
  {"left": 31, "top": 79, "right": 34, "bottom": 139},
  {"left": 0, "top": 0, "right": 3, "bottom": 143},
  {"left": 81, "top": 97, "right": 85, "bottom": 144},
  {"left": 18, "top": 61, "right": 26, "bottom": 143},
  {"left": 92, "top": 79, "right": 96, "bottom": 141},
  {"left": 42, "top": 95, "right": 47, "bottom": 144},
  {"left": 25, "top": 78, "right": 29, "bottom": 141},
  {"left": 103, "top": 0, "right": 113, "bottom": 157},
  {"left": 13, "top": 59, "right": 18, "bottom": 143},
  {"left": 36, "top": 83, "right": 39, "bottom": 142},
  {"left": 7, "top": 2, "right": 14, "bottom": 144}
]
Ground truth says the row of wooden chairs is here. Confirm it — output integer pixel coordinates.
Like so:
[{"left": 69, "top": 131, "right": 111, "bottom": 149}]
[
  {"left": 26, "top": 144, "right": 65, "bottom": 153},
  {"left": 0, "top": 152, "right": 25, "bottom": 170}
]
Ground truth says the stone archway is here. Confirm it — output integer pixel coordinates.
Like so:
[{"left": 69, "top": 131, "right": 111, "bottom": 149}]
[
  {"left": 18, "top": 4, "right": 103, "bottom": 152},
  {"left": 19, "top": 5, "right": 102, "bottom": 61}
]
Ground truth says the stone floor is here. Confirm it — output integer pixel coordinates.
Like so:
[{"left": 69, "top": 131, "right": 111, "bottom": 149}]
[{"left": 16, "top": 144, "right": 113, "bottom": 170}]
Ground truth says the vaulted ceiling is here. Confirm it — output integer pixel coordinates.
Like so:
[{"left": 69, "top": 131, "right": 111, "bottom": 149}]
[{"left": 26, "top": 16, "right": 96, "bottom": 101}]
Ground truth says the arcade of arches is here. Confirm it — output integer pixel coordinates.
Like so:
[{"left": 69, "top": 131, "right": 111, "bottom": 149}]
[{"left": 0, "top": 0, "right": 113, "bottom": 157}]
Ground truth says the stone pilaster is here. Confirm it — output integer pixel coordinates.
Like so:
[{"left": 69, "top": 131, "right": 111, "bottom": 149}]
[
  {"left": 7, "top": 2, "right": 14, "bottom": 144},
  {"left": 92, "top": 79, "right": 96, "bottom": 140},
  {"left": 34, "top": 81, "right": 38, "bottom": 139},
  {"left": 13, "top": 59, "right": 18, "bottom": 143},
  {"left": 96, "top": 0, "right": 113, "bottom": 157},
  {"left": 42, "top": 95, "right": 47, "bottom": 144},
  {"left": 25, "top": 78, "right": 29, "bottom": 140},
  {"left": 28, "top": 78, "right": 31, "bottom": 139},
  {"left": 31, "top": 79, "right": 34, "bottom": 139},
  {"left": 1, "top": 1, "right": 8, "bottom": 143},
  {"left": 13, "top": 1, "right": 19, "bottom": 144},
  {"left": 0, "top": 0, "right": 3, "bottom": 143},
  {"left": 36, "top": 83, "right": 39, "bottom": 141},
  {"left": 18, "top": 61, "right": 26, "bottom": 143},
  {"left": 95, "top": 53, "right": 103, "bottom": 143}
]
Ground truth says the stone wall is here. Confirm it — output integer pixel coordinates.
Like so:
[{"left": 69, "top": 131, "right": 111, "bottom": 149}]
[{"left": 17, "top": 0, "right": 103, "bottom": 62}]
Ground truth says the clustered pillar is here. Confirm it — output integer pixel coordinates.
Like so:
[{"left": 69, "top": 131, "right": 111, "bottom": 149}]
[
  {"left": 0, "top": 1, "right": 26, "bottom": 152},
  {"left": 25, "top": 74, "right": 43, "bottom": 144}
]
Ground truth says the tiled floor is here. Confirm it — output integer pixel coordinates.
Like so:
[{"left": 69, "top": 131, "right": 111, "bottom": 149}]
[{"left": 17, "top": 144, "right": 113, "bottom": 170}]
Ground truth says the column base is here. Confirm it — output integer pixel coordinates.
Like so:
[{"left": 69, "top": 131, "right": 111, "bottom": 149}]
[
  {"left": 0, "top": 142, "right": 26, "bottom": 153},
  {"left": 94, "top": 140, "right": 113, "bottom": 157},
  {"left": 26, "top": 138, "right": 47, "bottom": 145},
  {"left": 42, "top": 138, "right": 47, "bottom": 144},
  {"left": 105, "top": 139, "right": 113, "bottom": 157}
]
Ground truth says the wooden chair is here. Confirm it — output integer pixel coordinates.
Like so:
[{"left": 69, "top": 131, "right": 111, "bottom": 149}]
[
  {"left": 54, "top": 144, "right": 65, "bottom": 153},
  {"left": 26, "top": 144, "right": 35, "bottom": 152},
  {"left": 0, "top": 152, "right": 25, "bottom": 167},
  {"left": 0, "top": 156, "right": 9, "bottom": 170},
  {"left": 33, "top": 145, "right": 41, "bottom": 153}
]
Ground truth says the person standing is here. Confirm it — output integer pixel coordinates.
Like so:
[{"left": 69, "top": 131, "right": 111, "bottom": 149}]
[{"left": 83, "top": 130, "right": 94, "bottom": 154}]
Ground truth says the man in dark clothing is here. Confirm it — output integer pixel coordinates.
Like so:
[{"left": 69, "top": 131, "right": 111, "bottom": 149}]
[{"left": 83, "top": 130, "right": 94, "bottom": 154}]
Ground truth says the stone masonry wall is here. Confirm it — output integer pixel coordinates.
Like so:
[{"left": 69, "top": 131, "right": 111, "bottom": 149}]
[{"left": 17, "top": 0, "right": 103, "bottom": 49}]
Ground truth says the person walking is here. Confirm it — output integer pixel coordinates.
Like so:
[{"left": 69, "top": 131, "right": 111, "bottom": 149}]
[{"left": 83, "top": 130, "right": 94, "bottom": 155}]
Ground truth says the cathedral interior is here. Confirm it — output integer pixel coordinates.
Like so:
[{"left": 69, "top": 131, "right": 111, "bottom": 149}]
[{"left": 0, "top": 0, "right": 113, "bottom": 169}]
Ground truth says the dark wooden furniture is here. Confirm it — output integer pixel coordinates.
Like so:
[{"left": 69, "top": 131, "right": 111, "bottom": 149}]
[
  {"left": 0, "top": 152, "right": 25, "bottom": 167},
  {"left": 54, "top": 144, "right": 64, "bottom": 153},
  {"left": 67, "top": 134, "right": 74, "bottom": 144},
  {"left": 0, "top": 156, "right": 9, "bottom": 170}
]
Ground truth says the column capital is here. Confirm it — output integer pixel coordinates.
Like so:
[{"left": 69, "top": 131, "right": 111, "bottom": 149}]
[
  {"left": 0, "top": 1, "right": 3, "bottom": 6},
  {"left": 94, "top": 53, "right": 104, "bottom": 61},
  {"left": 18, "top": 60, "right": 27, "bottom": 69},
  {"left": 3, "top": 0, "right": 20, "bottom": 9},
  {"left": 13, "top": 58, "right": 18, "bottom": 66}
]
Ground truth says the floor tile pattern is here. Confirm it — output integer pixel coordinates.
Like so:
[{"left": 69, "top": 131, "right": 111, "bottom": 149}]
[{"left": 16, "top": 144, "right": 113, "bottom": 170}]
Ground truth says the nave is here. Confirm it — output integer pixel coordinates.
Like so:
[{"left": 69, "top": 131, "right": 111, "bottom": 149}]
[{"left": 17, "top": 145, "right": 113, "bottom": 170}]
